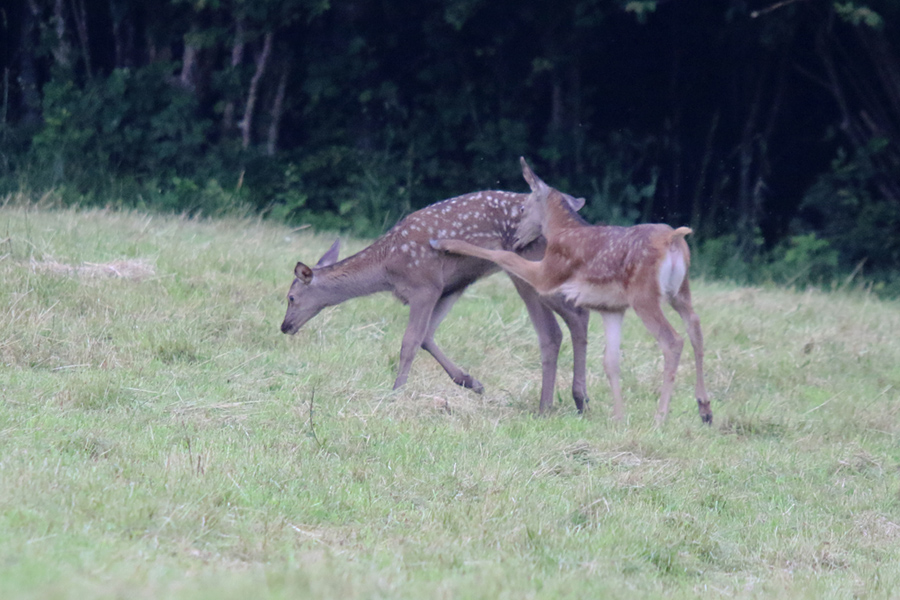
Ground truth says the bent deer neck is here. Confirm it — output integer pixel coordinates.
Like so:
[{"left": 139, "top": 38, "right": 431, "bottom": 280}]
[{"left": 313, "top": 248, "right": 392, "bottom": 303}]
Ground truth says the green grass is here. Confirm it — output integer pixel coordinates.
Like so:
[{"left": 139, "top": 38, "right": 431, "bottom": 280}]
[{"left": 2, "top": 199, "right": 899, "bottom": 599}]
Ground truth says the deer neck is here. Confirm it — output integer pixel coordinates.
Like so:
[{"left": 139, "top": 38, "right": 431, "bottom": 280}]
[
  {"left": 546, "top": 195, "right": 585, "bottom": 234},
  {"left": 313, "top": 247, "right": 392, "bottom": 302}
]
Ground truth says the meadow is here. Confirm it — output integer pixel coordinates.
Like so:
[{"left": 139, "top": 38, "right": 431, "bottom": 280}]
[{"left": 1, "top": 197, "right": 899, "bottom": 599}]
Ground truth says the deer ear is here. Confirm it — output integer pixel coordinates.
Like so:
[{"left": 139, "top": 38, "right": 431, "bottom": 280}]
[
  {"left": 316, "top": 239, "right": 340, "bottom": 268},
  {"left": 567, "top": 196, "right": 586, "bottom": 212},
  {"left": 520, "top": 157, "right": 548, "bottom": 194},
  {"left": 294, "top": 262, "right": 314, "bottom": 284}
]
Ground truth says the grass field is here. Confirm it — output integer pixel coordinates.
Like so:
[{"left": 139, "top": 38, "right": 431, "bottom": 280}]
[{"left": 1, "top": 198, "right": 899, "bottom": 599}]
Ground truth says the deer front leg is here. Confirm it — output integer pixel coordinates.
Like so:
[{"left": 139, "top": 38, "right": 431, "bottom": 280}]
[
  {"left": 548, "top": 297, "right": 591, "bottom": 413},
  {"left": 510, "top": 276, "right": 563, "bottom": 414},
  {"left": 420, "top": 290, "right": 484, "bottom": 393}
]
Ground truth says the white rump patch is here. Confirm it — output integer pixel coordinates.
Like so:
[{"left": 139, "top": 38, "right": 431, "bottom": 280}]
[{"left": 658, "top": 247, "right": 687, "bottom": 297}]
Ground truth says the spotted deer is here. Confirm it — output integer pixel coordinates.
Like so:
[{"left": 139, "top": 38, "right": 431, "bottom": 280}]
[
  {"left": 280, "top": 186, "right": 591, "bottom": 413},
  {"left": 432, "top": 158, "right": 712, "bottom": 424}
]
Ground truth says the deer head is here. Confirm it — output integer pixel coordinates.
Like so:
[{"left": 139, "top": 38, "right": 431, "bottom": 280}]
[
  {"left": 514, "top": 157, "right": 585, "bottom": 249},
  {"left": 280, "top": 239, "right": 341, "bottom": 334}
]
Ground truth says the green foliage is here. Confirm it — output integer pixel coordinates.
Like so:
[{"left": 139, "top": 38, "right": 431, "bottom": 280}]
[
  {"left": 696, "top": 231, "right": 846, "bottom": 291},
  {"left": 247, "top": 145, "right": 415, "bottom": 236},
  {"left": 623, "top": 1, "right": 658, "bottom": 23},
  {"left": 768, "top": 233, "right": 840, "bottom": 286},
  {"left": 22, "top": 65, "right": 255, "bottom": 216},
  {"left": 833, "top": 2, "right": 885, "bottom": 28},
  {"left": 693, "top": 229, "right": 777, "bottom": 287},
  {"left": 799, "top": 143, "right": 900, "bottom": 279},
  {"left": 32, "top": 65, "right": 211, "bottom": 186},
  {"left": 156, "top": 177, "right": 251, "bottom": 217}
]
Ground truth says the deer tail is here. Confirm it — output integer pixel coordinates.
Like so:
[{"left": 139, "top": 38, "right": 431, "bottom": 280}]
[
  {"left": 667, "top": 226, "right": 692, "bottom": 247},
  {"left": 672, "top": 226, "right": 693, "bottom": 240}
]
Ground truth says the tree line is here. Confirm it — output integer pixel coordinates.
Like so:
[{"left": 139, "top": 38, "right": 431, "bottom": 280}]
[{"left": 1, "top": 0, "right": 899, "bottom": 289}]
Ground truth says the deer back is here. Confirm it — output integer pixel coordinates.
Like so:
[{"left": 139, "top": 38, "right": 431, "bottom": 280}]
[
  {"left": 282, "top": 190, "right": 538, "bottom": 333},
  {"left": 371, "top": 190, "right": 540, "bottom": 300},
  {"left": 539, "top": 219, "right": 692, "bottom": 312}
]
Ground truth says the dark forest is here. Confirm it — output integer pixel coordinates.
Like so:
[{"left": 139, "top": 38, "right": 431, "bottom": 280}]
[{"left": 1, "top": 0, "right": 899, "bottom": 289}]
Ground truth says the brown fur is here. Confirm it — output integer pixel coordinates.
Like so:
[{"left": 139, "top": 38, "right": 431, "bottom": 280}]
[
  {"left": 433, "top": 158, "right": 712, "bottom": 424},
  {"left": 281, "top": 187, "right": 592, "bottom": 413}
]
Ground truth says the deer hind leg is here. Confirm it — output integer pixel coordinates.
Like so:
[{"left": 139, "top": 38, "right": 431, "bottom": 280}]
[
  {"left": 420, "top": 289, "right": 484, "bottom": 393},
  {"left": 432, "top": 240, "right": 545, "bottom": 291},
  {"left": 631, "top": 298, "right": 684, "bottom": 425},
  {"left": 510, "top": 276, "right": 563, "bottom": 414},
  {"left": 669, "top": 281, "right": 712, "bottom": 424},
  {"left": 393, "top": 288, "right": 443, "bottom": 391},
  {"left": 600, "top": 311, "right": 626, "bottom": 421}
]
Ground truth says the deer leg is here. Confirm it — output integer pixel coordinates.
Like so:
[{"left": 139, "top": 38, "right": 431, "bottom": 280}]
[
  {"left": 542, "top": 294, "right": 591, "bottom": 413},
  {"left": 431, "top": 240, "right": 546, "bottom": 292},
  {"left": 600, "top": 311, "right": 626, "bottom": 421},
  {"left": 509, "top": 276, "right": 563, "bottom": 414},
  {"left": 420, "top": 290, "right": 484, "bottom": 393},
  {"left": 393, "top": 289, "right": 442, "bottom": 390},
  {"left": 555, "top": 302, "right": 591, "bottom": 413},
  {"left": 631, "top": 299, "right": 684, "bottom": 425},
  {"left": 669, "top": 283, "right": 712, "bottom": 424}
]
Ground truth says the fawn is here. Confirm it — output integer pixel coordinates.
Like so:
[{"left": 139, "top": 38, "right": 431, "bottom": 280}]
[
  {"left": 432, "top": 158, "right": 711, "bottom": 424},
  {"left": 281, "top": 184, "right": 591, "bottom": 413}
]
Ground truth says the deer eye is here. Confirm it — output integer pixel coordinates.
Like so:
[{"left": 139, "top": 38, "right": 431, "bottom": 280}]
[{"left": 288, "top": 295, "right": 296, "bottom": 304}]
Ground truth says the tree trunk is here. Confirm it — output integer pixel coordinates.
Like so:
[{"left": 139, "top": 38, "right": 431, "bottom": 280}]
[
  {"left": 815, "top": 16, "right": 900, "bottom": 206},
  {"left": 109, "top": 0, "right": 136, "bottom": 68},
  {"left": 180, "top": 26, "right": 200, "bottom": 90},
  {"left": 240, "top": 31, "right": 274, "bottom": 150},
  {"left": 266, "top": 64, "right": 289, "bottom": 156},
  {"left": 736, "top": 63, "right": 767, "bottom": 254},
  {"left": 70, "top": 0, "right": 92, "bottom": 78},
  {"left": 222, "top": 18, "right": 246, "bottom": 134},
  {"left": 20, "top": 0, "right": 43, "bottom": 126},
  {"left": 691, "top": 110, "right": 720, "bottom": 236},
  {"left": 52, "top": 0, "right": 71, "bottom": 69}
]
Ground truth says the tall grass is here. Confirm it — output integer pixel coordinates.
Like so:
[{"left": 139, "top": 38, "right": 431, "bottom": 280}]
[{"left": 1, "top": 198, "right": 899, "bottom": 599}]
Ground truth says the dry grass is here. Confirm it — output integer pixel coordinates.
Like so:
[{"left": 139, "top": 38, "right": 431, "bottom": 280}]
[{"left": 30, "top": 258, "right": 156, "bottom": 280}]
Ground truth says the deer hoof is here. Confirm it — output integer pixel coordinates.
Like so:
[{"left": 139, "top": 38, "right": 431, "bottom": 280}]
[
  {"left": 455, "top": 374, "right": 484, "bottom": 394},
  {"left": 573, "top": 394, "right": 589, "bottom": 414},
  {"left": 698, "top": 399, "right": 713, "bottom": 425}
]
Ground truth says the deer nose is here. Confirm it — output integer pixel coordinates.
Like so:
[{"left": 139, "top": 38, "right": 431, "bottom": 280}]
[{"left": 280, "top": 321, "right": 292, "bottom": 334}]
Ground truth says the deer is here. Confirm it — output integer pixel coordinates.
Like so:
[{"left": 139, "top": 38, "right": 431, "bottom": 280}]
[
  {"left": 431, "top": 158, "right": 712, "bottom": 425},
  {"left": 280, "top": 184, "right": 591, "bottom": 414}
]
